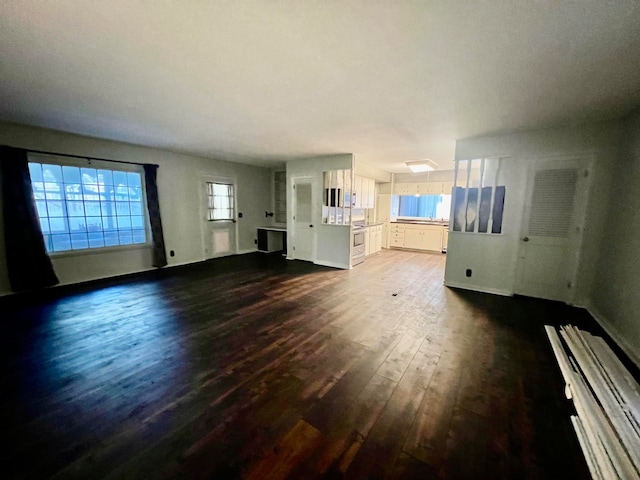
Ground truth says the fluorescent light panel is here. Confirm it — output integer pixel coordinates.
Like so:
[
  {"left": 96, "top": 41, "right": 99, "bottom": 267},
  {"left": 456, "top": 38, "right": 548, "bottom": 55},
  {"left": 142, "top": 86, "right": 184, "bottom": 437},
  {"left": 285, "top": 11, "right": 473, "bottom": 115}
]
[{"left": 406, "top": 159, "right": 437, "bottom": 172}]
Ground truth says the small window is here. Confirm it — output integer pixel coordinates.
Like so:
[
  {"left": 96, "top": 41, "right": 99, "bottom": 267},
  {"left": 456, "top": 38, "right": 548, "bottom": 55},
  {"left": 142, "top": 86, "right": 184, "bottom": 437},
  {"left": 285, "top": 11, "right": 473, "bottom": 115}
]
[
  {"left": 207, "top": 182, "right": 234, "bottom": 221},
  {"left": 28, "top": 161, "right": 147, "bottom": 253}
]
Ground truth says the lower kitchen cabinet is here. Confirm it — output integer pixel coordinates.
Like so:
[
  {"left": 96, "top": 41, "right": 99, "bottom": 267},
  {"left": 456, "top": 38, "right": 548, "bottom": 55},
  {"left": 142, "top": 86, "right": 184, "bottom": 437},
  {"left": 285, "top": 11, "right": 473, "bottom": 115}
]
[
  {"left": 389, "top": 223, "right": 446, "bottom": 252},
  {"left": 365, "top": 224, "right": 383, "bottom": 256}
]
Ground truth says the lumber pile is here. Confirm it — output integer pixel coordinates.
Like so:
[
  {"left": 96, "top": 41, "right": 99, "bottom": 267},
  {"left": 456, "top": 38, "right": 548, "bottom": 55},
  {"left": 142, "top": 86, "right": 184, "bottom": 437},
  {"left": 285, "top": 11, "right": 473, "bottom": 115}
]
[{"left": 545, "top": 325, "right": 640, "bottom": 480}]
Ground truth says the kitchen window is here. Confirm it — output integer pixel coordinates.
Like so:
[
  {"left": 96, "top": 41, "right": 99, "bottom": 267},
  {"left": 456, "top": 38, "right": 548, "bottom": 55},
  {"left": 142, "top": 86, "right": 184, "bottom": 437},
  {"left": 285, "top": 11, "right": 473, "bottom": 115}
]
[
  {"left": 397, "top": 194, "right": 451, "bottom": 220},
  {"left": 28, "top": 160, "right": 147, "bottom": 253},
  {"left": 206, "top": 182, "right": 235, "bottom": 221}
]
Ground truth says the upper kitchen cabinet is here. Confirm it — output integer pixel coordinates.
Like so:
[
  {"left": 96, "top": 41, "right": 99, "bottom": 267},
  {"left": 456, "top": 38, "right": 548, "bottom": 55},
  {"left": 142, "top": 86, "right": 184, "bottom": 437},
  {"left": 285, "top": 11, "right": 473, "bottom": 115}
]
[
  {"left": 394, "top": 181, "right": 453, "bottom": 195},
  {"left": 353, "top": 175, "right": 375, "bottom": 208}
]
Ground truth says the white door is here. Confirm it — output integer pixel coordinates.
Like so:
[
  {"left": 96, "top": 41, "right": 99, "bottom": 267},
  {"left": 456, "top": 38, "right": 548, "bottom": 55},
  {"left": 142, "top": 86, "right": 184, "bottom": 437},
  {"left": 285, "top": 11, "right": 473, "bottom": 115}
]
[
  {"left": 292, "top": 177, "right": 314, "bottom": 262},
  {"left": 515, "top": 158, "right": 591, "bottom": 302},
  {"left": 200, "top": 176, "right": 237, "bottom": 259}
]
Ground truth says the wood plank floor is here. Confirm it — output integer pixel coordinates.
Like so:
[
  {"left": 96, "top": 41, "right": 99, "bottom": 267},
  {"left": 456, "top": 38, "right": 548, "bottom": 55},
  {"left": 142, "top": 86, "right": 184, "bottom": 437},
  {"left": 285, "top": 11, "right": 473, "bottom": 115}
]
[{"left": 1, "top": 249, "right": 601, "bottom": 479}]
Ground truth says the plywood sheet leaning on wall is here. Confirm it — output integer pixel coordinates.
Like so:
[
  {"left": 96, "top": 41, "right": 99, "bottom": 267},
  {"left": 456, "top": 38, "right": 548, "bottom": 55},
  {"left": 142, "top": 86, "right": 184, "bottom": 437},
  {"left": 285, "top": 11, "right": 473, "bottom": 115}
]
[{"left": 544, "top": 324, "right": 640, "bottom": 480}]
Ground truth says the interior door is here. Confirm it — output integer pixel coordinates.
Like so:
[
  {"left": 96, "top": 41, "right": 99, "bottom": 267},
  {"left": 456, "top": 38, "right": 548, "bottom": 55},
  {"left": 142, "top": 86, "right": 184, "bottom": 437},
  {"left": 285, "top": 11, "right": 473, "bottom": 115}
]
[
  {"left": 292, "top": 177, "right": 314, "bottom": 262},
  {"left": 515, "top": 158, "right": 590, "bottom": 302}
]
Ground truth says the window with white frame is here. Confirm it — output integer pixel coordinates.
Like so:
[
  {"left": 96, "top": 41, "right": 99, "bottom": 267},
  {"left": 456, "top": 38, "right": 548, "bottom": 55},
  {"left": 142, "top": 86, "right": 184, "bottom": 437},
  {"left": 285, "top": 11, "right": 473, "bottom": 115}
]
[
  {"left": 206, "top": 182, "right": 234, "bottom": 221},
  {"left": 28, "top": 159, "right": 148, "bottom": 253}
]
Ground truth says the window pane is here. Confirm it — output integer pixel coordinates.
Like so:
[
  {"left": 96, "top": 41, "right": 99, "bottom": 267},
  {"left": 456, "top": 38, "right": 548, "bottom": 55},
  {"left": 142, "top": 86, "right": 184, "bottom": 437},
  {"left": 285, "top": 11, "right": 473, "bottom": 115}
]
[
  {"left": 29, "top": 163, "right": 43, "bottom": 182},
  {"left": 84, "top": 201, "right": 101, "bottom": 216},
  {"left": 47, "top": 201, "right": 65, "bottom": 217},
  {"left": 45, "top": 185, "right": 62, "bottom": 199},
  {"left": 102, "top": 216, "right": 118, "bottom": 231},
  {"left": 86, "top": 216, "right": 103, "bottom": 231},
  {"left": 51, "top": 234, "right": 71, "bottom": 251},
  {"left": 118, "top": 230, "right": 133, "bottom": 245},
  {"left": 42, "top": 164, "right": 62, "bottom": 183},
  {"left": 130, "top": 202, "right": 142, "bottom": 215},
  {"left": 127, "top": 172, "right": 142, "bottom": 188},
  {"left": 65, "top": 183, "right": 82, "bottom": 200},
  {"left": 116, "top": 202, "right": 130, "bottom": 215},
  {"left": 83, "top": 187, "right": 100, "bottom": 201},
  {"left": 49, "top": 217, "right": 66, "bottom": 232},
  {"left": 39, "top": 218, "right": 50, "bottom": 234},
  {"left": 98, "top": 170, "right": 113, "bottom": 185},
  {"left": 128, "top": 187, "right": 142, "bottom": 202},
  {"left": 62, "top": 166, "right": 81, "bottom": 183},
  {"left": 131, "top": 215, "right": 144, "bottom": 229},
  {"left": 104, "top": 231, "right": 119, "bottom": 246},
  {"left": 117, "top": 216, "right": 131, "bottom": 229},
  {"left": 88, "top": 232, "right": 105, "bottom": 248},
  {"left": 81, "top": 168, "right": 98, "bottom": 185},
  {"left": 100, "top": 201, "right": 116, "bottom": 216},
  {"left": 114, "top": 185, "right": 129, "bottom": 201},
  {"left": 31, "top": 182, "right": 45, "bottom": 198},
  {"left": 36, "top": 201, "right": 48, "bottom": 217},
  {"left": 69, "top": 217, "right": 87, "bottom": 232},
  {"left": 67, "top": 201, "right": 85, "bottom": 217},
  {"left": 113, "top": 171, "right": 128, "bottom": 187},
  {"left": 70, "top": 233, "right": 89, "bottom": 250},
  {"left": 132, "top": 229, "right": 146, "bottom": 243}
]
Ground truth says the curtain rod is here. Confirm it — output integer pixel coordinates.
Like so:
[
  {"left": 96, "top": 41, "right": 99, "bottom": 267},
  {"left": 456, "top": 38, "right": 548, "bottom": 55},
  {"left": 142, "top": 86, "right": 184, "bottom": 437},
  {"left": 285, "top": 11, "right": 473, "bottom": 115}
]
[{"left": 24, "top": 148, "right": 159, "bottom": 168}]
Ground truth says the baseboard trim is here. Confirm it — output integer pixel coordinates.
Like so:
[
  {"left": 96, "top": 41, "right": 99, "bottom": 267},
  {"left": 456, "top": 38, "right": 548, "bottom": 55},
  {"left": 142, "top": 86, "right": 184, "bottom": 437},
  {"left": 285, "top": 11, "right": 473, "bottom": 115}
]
[
  {"left": 314, "top": 260, "right": 349, "bottom": 270},
  {"left": 587, "top": 304, "right": 640, "bottom": 370},
  {"left": 444, "top": 280, "right": 513, "bottom": 297}
]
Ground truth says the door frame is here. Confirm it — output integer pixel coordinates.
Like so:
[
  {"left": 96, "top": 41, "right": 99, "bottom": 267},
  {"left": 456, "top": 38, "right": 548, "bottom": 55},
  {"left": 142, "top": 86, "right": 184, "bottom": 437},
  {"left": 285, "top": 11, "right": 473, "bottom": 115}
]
[
  {"left": 290, "top": 175, "right": 316, "bottom": 262},
  {"left": 514, "top": 154, "right": 593, "bottom": 304},
  {"left": 198, "top": 174, "right": 238, "bottom": 260}
]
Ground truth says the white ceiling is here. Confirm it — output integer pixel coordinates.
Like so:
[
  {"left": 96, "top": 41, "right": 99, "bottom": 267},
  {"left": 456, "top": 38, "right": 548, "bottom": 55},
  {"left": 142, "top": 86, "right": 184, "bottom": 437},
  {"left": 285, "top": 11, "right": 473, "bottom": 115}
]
[{"left": 1, "top": 1, "right": 640, "bottom": 173}]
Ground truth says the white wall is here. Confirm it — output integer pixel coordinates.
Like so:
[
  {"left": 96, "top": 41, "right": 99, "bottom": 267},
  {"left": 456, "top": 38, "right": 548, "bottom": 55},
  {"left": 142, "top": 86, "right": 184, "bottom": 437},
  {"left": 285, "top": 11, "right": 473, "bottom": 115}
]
[
  {"left": 446, "top": 122, "right": 621, "bottom": 303},
  {"left": 353, "top": 158, "right": 391, "bottom": 183},
  {"left": 286, "top": 154, "right": 353, "bottom": 269},
  {"left": 589, "top": 111, "right": 640, "bottom": 363},
  {"left": 0, "top": 122, "right": 271, "bottom": 295}
]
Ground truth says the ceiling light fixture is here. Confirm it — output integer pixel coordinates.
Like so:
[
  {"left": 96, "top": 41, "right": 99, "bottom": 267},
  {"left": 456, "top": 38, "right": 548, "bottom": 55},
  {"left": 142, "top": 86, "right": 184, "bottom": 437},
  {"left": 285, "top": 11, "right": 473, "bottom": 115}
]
[{"left": 406, "top": 159, "right": 438, "bottom": 172}]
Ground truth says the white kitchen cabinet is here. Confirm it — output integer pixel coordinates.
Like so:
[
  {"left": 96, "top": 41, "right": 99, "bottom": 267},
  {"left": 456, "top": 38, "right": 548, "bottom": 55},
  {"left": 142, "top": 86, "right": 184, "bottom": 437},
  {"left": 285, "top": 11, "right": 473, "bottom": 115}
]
[
  {"left": 365, "top": 224, "right": 383, "bottom": 256},
  {"left": 388, "top": 223, "right": 445, "bottom": 252},
  {"left": 422, "top": 228, "right": 443, "bottom": 251},
  {"left": 403, "top": 228, "right": 422, "bottom": 250},
  {"left": 354, "top": 175, "right": 375, "bottom": 208},
  {"left": 441, "top": 181, "right": 454, "bottom": 195},
  {"left": 394, "top": 182, "right": 419, "bottom": 195},
  {"left": 377, "top": 194, "right": 391, "bottom": 222}
]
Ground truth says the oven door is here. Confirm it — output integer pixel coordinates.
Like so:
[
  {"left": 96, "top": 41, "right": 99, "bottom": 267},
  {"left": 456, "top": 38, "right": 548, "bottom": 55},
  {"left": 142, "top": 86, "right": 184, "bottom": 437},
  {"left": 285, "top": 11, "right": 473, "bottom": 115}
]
[{"left": 353, "top": 231, "right": 365, "bottom": 248}]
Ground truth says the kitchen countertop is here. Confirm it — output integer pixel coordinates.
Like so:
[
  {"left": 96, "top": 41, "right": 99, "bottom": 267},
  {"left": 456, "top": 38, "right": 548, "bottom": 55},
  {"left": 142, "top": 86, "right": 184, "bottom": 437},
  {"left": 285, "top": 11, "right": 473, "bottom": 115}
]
[{"left": 391, "top": 220, "right": 449, "bottom": 227}]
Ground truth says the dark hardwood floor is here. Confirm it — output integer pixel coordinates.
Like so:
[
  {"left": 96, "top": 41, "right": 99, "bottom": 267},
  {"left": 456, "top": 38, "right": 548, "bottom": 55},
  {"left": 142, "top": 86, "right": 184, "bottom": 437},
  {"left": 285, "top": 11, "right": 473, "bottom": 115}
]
[{"left": 2, "top": 249, "right": 597, "bottom": 479}]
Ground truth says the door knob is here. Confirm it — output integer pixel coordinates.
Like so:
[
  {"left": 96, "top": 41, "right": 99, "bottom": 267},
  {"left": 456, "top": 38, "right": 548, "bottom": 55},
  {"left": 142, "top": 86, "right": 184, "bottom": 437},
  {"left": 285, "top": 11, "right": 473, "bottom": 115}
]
[{"left": 522, "top": 236, "right": 529, "bottom": 242}]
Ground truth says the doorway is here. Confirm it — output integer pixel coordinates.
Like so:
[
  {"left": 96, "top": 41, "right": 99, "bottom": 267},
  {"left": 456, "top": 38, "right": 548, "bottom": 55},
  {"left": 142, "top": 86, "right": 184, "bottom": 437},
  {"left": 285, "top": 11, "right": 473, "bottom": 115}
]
[
  {"left": 515, "top": 157, "right": 591, "bottom": 303},
  {"left": 200, "top": 175, "right": 237, "bottom": 259},
  {"left": 291, "top": 176, "right": 314, "bottom": 262}
]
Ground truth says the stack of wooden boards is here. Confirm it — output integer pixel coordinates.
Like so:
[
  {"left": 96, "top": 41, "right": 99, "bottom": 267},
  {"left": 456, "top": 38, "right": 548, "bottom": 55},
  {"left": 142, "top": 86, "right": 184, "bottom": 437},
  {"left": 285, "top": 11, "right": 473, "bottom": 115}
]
[
  {"left": 545, "top": 325, "right": 640, "bottom": 479},
  {"left": 545, "top": 325, "right": 640, "bottom": 480}
]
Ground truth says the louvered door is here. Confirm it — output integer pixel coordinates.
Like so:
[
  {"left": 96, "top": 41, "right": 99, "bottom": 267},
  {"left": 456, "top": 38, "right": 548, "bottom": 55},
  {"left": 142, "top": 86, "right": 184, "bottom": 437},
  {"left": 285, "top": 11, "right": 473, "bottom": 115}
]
[{"left": 515, "top": 159, "right": 590, "bottom": 302}]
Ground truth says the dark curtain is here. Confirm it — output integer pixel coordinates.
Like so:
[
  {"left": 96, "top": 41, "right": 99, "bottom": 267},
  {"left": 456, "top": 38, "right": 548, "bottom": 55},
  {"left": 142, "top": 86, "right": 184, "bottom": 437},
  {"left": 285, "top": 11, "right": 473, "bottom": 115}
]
[
  {"left": 0, "top": 146, "right": 59, "bottom": 291},
  {"left": 143, "top": 164, "right": 167, "bottom": 268}
]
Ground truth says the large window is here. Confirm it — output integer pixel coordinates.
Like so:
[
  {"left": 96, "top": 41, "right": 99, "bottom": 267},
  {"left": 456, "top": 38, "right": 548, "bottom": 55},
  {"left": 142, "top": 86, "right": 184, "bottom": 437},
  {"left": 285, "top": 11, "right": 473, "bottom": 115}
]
[
  {"left": 28, "top": 160, "right": 147, "bottom": 253},
  {"left": 397, "top": 194, "right": 451, "bottom": 220},
  {"left": 206, "top": 182, "right": 235, "bottom": 221}
]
